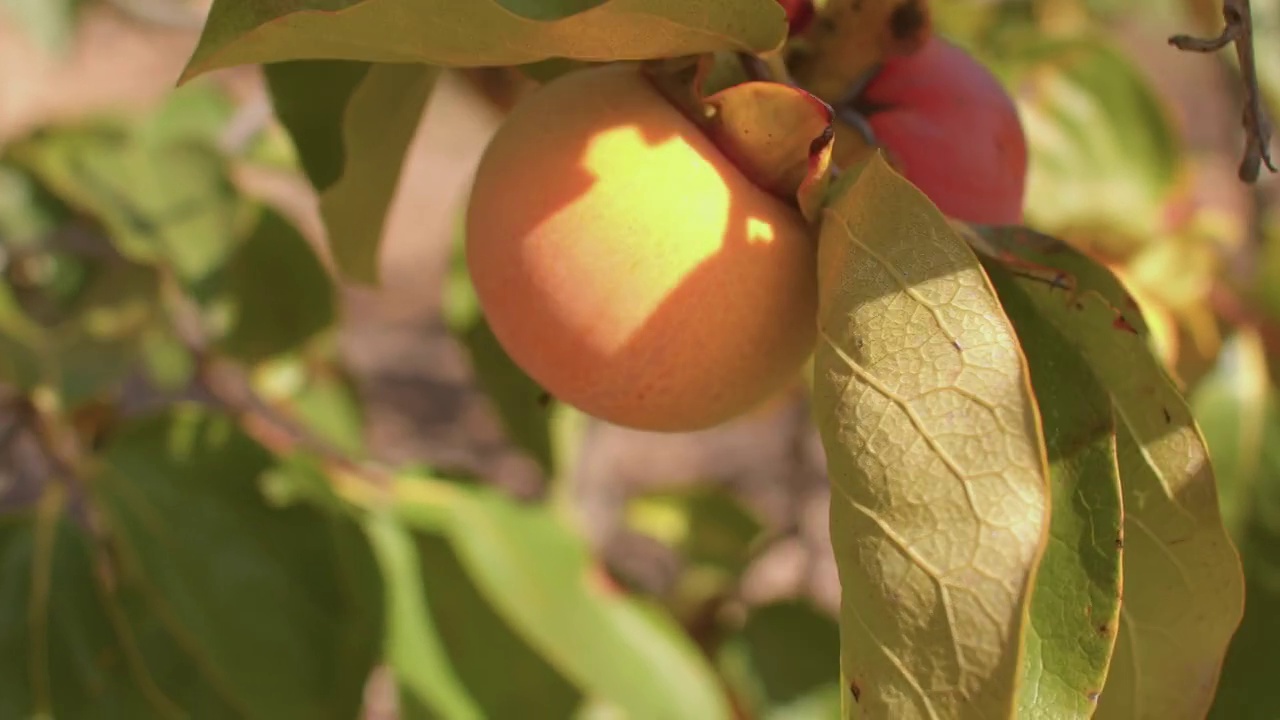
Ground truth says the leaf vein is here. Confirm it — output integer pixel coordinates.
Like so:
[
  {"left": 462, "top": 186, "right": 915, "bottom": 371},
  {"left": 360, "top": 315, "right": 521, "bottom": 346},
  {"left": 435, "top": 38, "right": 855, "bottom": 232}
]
[{"left": 820, "top": 329, "right": 982, "bottom": 522}]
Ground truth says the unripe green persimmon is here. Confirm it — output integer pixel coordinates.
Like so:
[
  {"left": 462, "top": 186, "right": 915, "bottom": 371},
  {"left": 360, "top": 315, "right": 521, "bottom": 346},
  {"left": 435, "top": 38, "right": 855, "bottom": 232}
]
[{"left": 465, "top": 63, "right": 818, "bottom": 433}]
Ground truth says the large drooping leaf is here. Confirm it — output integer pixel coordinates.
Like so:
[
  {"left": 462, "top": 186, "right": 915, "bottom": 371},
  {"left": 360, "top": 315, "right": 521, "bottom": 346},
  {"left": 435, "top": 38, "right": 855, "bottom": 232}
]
[
  {"left": 88, "top": 405, "right": 385, "bottom": 720},
  {"left": 264, "top": 60, "right": 437, "bottom": 284},
  {"left": 1000, "top": 35, "right": 1181, "bottom": 256},
  {"left": 812, "top": 156, "right": 1050, "bottom": 718},
  {"left": 363, "top": 509, "right": 487, "bottom": 720},
  {"left": 392, "top": 476, "right": 735, "bottom": 719},
  {"left": 180, "top": 0, "right": 787, "bottom": 81},
  {"left": 0, "top": 496, "right": 240, "bottom": 718},
  {"left": 387, "top": 513, "right": 583, "bottom": 719},
  {"left": 987, "top": 269, "right": 1124, "bottom": 719},
  {"left": 1192, "top": 333, "right": 1280, "bottom": 720},
  {"left": 973, "top": 227, "right": 1244, "bottom": 720}
]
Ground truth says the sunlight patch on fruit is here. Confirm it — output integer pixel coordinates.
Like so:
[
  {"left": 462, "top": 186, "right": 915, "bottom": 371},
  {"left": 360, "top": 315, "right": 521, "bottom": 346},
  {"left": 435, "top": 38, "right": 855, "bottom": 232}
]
[
  {"left": 812, "top": 156, "right": 1050, "bottom": 718},
  {"left": 569, "top": 124, "right": 733, "bottom": 350},
  {"left": 745, "top": 216, "right": 777, "bottom": 245}
]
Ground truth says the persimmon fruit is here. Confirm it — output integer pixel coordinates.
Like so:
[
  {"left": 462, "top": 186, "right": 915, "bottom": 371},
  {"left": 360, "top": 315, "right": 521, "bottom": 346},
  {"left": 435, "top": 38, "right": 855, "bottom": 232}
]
[
  {"left": 778, "top": 0, "right": 815, "bottom": 36},
  {"left": 853, "top": 35, "right": 1028, "bottom": 225},
  {"left": 464, "top": 63, "right": 818, "bottom": 433}
]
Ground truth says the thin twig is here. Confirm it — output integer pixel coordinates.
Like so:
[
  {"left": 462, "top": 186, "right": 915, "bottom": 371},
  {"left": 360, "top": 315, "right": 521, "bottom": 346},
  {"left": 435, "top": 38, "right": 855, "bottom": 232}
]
[
  {"left": 158, "top": 271, "right": 397, "bottom": 491},
  {"left": 735, "top": 52, "right": 797, "bottom": 87},
  {"left": 737, "top": 53, "right": 775, "bottom": 83},
  {"left": 1170, "top": 0, "right": 1277, "bottom": 182}
]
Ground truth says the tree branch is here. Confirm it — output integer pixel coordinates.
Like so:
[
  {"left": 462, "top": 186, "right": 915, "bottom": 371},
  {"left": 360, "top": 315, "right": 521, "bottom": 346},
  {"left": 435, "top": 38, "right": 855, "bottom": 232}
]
[
  {"left": 1170, "top": 0, "right": 1277, "bottom": 182},
  {"left": 158, "top": 272, "right": 397, "bottom": 493}
]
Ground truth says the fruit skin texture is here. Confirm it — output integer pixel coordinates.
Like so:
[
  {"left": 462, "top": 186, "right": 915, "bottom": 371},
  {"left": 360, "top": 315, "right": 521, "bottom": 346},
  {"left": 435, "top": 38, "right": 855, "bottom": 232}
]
[
  {"left": 859, "top": 35, "right": 1028, "bottom": 225},
  {"left": 465, "top": 63, "right": 818, "bottom": 433}
]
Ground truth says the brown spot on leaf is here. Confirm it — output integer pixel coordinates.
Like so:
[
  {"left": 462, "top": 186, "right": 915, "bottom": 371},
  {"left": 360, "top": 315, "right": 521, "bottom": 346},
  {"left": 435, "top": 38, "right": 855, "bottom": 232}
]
[
  {"left": 1162, "top": 407, "right": 1172, "bottom": 424},
  {"left": 1097, "top": 623, "right": 1110, "bottom": 635},
  {"left": 1112, "top": 314, "right": 1139, "bottom": 334},
  {"left": 849, "top": 679, "right": 862, "bottom": 703}
]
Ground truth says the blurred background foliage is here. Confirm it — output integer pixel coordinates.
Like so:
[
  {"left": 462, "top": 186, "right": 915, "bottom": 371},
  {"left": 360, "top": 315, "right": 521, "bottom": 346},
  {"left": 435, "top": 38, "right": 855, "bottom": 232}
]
[{"left": 0, "top": 0, "right": 1277, "bottom": 718}]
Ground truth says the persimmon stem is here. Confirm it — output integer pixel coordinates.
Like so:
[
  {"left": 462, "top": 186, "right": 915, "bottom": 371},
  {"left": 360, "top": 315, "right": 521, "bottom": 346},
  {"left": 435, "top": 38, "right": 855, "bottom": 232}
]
[
  {"left": 735, "top": 52, "right": 797, "bottom": 87},
  {"left": 1170, "top": 0, "right": 1276, "bottom": 182},
  {"left": 737, "top": 53, "right": 774, "bottom": 83}
]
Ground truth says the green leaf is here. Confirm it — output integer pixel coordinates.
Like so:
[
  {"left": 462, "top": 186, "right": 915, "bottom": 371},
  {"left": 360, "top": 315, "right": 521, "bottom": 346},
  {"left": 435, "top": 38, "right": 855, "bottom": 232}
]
[
  {"left": 364, "top": 510, "right": 486, "bottom": 720},
  {"left": 1002, "top": 35, "right": 1181, "bottom": 254},
  {"left": 139, "top": 323, "right": 196, "bottom": 392},
  {"left": 10, "top": 122, "right": 244, "bottom": 288},
  {"left": 49, "top": 259, "right": 163, "bottom": 408},
  {"left": 986, "top": 269, "right": 1124, "bottom": 719},
  {"left": 0, "top": 163, "right": 68, "bottom": 248},
  {"left": 135, "top": 81, "right": 240, "bottom": 150},
  {"left": 264, "top": 61, "right": 438, "bottom": 284},
  {"left": 0, "top": 280, "right": 46, "bottom": 392},
  {"left": 211, "top": 207, "right": 336, "bottom": 363},
  {"left": 180, "top": 0, "right": 787, "bottom": 80},
  {"left": 0, "top": 251, "right": 163, "bottom": 408},
  {"left": 397, "top": 499, "right": 582, "bottom": 718},
  {"left": 1192, "top": 332, "right": 1270, "bottom": 538},
  {"left": 626, "top": 485, "right": 765, "bottom": 575},
  {"left": 0, "top": 491, "right": 241, "bottom": 718},
  {"left": 253, "top": 353, "right": 368, "bottom": 458},
  {"left": 812, "top": 155, "right": 1050, "bottom": 718},
  {"left": 394, "top": 477, "right": 735, "bottom": 719},
  {"left": 972, "top": 227, "right": 1244, "bottom": 720},
  {"left": 717, "top": 600, "right": 842, "bottom": 720},
  {"left": 1192, "top": 333, "right": 1280, "bottom": 720},
  {"left": 90, "top": 405, "right": 385, "bottom": 720},
  {"left": 625, "top": 485, "right": 767, "bottom": 623}
]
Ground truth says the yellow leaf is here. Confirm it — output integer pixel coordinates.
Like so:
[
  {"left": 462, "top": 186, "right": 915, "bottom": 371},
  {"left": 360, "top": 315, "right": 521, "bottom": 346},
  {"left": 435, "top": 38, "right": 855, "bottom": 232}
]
[{"left": 813, "top": 156, "right": 1050, "bottom": 718}]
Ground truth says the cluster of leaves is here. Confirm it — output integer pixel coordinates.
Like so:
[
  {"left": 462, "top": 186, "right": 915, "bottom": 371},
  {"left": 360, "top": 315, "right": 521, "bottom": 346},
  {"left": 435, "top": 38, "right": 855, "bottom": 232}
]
[{"left": 0, "top": 0, "right": 1278, "bottom": 719}]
